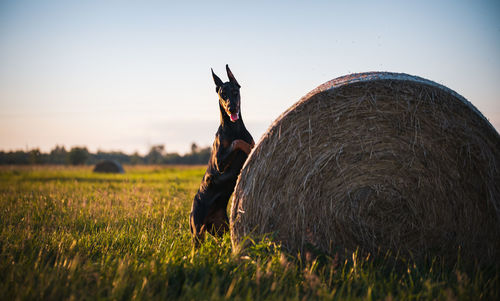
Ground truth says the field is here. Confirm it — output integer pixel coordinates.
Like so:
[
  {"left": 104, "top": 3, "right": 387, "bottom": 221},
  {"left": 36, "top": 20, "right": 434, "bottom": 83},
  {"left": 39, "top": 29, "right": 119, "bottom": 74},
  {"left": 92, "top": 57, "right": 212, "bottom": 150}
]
[{"left": 0, "top": 165, "right": 498, "bottom": 300}]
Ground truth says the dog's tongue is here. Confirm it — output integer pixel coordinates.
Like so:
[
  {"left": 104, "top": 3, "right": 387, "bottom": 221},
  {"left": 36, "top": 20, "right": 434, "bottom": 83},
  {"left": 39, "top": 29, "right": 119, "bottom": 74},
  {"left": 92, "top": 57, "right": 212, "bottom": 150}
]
[{"left": 230, "top": 113, "right": 239, "bottom": 122}]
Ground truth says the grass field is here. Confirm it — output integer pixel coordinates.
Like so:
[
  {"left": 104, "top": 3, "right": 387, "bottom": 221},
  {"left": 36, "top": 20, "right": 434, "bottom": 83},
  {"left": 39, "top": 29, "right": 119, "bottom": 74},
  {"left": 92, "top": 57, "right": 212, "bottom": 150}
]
[{"left": 0, "top": 165, "right": 498, "bottom": 300}]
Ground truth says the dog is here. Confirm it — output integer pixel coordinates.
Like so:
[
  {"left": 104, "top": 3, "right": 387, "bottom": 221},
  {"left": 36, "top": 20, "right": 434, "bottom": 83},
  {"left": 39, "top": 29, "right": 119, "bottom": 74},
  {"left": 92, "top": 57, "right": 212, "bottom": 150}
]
[{"left": 189, "top": 65, "right": 254, "bottom": 247}]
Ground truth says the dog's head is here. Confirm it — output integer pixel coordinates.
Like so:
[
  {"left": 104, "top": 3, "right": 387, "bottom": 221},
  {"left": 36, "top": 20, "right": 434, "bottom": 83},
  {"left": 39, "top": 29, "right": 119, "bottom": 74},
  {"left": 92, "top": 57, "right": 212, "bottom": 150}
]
[{"left": 212, "top": 65, "right": 241, "bottom": 122}]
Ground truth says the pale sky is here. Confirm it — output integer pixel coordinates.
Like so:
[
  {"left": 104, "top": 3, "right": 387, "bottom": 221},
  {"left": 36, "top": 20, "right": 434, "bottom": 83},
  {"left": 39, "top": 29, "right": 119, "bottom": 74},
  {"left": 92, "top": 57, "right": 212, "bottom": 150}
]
[{"left": 1, "top": 0, "right": 499, "bottom": 154}]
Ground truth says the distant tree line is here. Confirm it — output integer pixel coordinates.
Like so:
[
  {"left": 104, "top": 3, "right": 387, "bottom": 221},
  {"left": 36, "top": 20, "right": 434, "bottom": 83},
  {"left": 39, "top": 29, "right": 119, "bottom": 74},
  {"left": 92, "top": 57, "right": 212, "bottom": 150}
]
[{"left": 0, "top": 143, "right": 211, "bottom": 165}]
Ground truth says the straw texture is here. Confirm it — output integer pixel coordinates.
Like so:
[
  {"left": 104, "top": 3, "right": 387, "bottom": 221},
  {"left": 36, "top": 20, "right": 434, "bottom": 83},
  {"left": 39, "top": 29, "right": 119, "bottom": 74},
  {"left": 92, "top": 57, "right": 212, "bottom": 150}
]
[{"left": 230, "top": 72, "right": 500, "bottom": 264}]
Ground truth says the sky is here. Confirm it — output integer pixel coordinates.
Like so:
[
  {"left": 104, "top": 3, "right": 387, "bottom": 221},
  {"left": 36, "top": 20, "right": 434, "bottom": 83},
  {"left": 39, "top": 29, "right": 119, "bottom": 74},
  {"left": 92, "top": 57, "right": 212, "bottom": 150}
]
[{"left": 1, "top": 0, "right": 499, "bottom": 155}]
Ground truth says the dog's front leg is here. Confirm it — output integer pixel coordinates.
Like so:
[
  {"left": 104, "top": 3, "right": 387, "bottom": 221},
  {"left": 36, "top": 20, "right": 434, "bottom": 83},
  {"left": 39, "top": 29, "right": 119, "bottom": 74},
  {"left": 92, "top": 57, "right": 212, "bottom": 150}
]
[
  {"left": 215, "top": 139, "right": 254, "bottom": 172},
  {"left": 231, "top": 139, "right": 253, "bottom": 155}
]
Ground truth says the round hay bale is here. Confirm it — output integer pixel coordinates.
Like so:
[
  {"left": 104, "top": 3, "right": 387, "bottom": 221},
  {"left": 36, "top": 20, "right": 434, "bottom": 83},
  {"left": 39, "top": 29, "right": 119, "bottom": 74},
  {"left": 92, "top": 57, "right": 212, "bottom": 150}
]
[
  {"left": 93, "top": 160, "right": 125, "bottom": 173},
  {"left": 230, "top": 72, "right": 500, "bottom": 264}
]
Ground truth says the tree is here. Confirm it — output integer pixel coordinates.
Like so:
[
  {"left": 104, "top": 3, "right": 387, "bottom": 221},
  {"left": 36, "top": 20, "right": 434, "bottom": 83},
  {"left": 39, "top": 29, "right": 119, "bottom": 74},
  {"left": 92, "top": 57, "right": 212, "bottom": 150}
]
[
  {"left": 49, "top": 145, "right": 67, "bottom": 164},
  {"left": 146, "top": 145, "right": 165, "bottom": 164},
  {"left": 29, "top": 148, "right": 42, "bottom": 164},
  {"left": 67, "top": 147, "right": 89, "bottom": 165},
  {"left": 191, "top": 142, "right": 199, "bottom": 154},
  {"left": 130, "top": 152, "right": 144, "bottom": 165}
]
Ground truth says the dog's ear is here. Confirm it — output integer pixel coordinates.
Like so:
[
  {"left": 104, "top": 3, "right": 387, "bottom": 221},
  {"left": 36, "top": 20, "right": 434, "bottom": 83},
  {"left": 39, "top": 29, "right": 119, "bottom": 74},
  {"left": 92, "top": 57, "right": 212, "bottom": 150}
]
[
  {"left": 226, "top": 64, "right": 240, "bottom": 88},
  {"left": 212, "top": 68, "right": 224, "bottom": 92}
]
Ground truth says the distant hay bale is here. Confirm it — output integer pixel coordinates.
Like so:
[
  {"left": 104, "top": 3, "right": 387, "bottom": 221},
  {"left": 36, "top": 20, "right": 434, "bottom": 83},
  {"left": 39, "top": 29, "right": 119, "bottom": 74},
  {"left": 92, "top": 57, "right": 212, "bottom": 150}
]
[
  {"left": 93, "top": 160, "right": 125, "bottom": 173},
  {"left": 230, "top": 72, "right": 500, "bottom": 264}
]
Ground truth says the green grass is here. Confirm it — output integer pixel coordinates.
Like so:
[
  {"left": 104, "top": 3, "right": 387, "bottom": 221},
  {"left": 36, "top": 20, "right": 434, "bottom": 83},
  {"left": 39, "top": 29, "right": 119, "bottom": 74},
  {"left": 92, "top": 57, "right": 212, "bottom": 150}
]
[{"left": 0, "top": 165, "right": 498, "bottom": 300}]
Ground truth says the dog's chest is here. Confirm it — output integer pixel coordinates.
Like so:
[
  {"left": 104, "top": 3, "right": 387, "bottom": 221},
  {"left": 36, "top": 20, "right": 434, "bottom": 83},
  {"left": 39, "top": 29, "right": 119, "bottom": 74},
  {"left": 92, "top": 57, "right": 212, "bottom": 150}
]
[{"left": 220, "top": 139, "right": 231, "bottom": 149}]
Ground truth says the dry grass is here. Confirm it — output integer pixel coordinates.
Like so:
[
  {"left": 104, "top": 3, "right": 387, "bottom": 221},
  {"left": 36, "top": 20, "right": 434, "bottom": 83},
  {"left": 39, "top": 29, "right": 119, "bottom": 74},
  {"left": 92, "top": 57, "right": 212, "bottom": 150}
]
[{"left": 231, "top": 72, "right": 500, "bottom": 265}]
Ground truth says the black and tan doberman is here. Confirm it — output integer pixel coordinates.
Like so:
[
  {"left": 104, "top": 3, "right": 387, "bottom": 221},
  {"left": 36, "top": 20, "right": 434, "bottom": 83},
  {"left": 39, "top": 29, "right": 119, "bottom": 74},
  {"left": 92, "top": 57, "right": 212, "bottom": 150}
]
[{"left": 190, "top": 65, "right": 254, "bottom": 247}]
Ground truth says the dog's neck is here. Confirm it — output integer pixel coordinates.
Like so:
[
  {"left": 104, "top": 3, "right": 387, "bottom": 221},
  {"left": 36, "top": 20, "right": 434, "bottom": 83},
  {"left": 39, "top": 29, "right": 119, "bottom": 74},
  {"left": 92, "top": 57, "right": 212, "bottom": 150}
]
[{"left": 219, "top": 103, "right": 243, "bottom": 130}]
